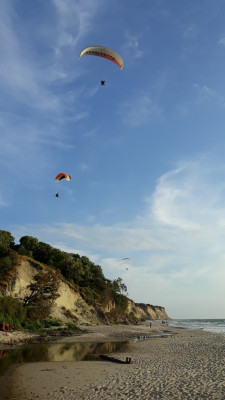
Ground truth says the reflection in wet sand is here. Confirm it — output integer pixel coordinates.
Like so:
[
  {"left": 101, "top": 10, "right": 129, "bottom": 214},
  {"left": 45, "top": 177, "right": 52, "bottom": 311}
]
[{"left": 0, "top": 341, "right": 127, "bottom": 376}]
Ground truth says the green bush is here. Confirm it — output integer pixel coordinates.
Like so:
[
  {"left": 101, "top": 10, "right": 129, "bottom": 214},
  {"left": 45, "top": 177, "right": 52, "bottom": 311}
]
[
  {"left": 0, "top": 296, "right": 27, "bottom": 323},
  {"left": 0, "top": 245, "right": 10, "bottom": 258},
  {"left": 113, "top": 293, "right": 128, "bottom": 312},
  {"left": 66, "top": 322, "right": 79, "bottom": 331},
  {"left": 0, "top": 230, "right": 15, "bottom": 248},
  {"left": 40, "top": 331, "right": 47, "bottom": 337},
  {"left": 51, "top": 319, "right": 63, "bottom": 326},
  {"left": 17, "top": 245, "right": 33, "bottom": 257},
  {"left": 42, "top": 319, "right": 63, "bottom": 328},
  {"left": 81, "top": 287, "right": 102, "bottom": 305},
  {"left": 0, "top": 249, "right": 20, "bottom": 286},
  {"left": 23, "top": 320, "right": 43, "bottom": 331},
  {"left": 0, "top": 312, "right": 22, "bottom": 329}
]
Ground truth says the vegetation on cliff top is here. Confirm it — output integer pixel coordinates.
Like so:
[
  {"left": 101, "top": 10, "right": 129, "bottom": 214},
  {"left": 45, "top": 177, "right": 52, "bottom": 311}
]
[{"left": 0, "top": 230, "right": 130, "bottom": 329}]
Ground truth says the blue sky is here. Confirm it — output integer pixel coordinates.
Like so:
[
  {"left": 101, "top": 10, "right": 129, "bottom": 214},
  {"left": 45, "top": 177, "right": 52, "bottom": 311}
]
[{"left": 2, "top": 0, "right": 225, "bottom": 318}]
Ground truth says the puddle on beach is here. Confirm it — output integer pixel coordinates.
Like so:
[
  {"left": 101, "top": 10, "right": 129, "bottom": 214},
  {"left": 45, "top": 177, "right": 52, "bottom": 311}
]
[
  {"left": 0, "top": 340, "right": 128, "bottom": 377},
  {"left": 0, "top": 330, "right": 174, "bottom": 377}
]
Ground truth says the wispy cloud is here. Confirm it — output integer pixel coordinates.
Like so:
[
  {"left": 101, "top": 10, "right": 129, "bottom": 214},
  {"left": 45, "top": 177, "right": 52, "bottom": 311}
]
[
  {"left": 122, "top": 31, "right": 143, "bottom": 65},
  {"left": 218, "top": 37, "right": 225, "bottom": 46},
  {"left": 176, "top": 83, "right": 225, "bottom": 117},
  {"left": 82, "top": 128, "right": 98, "bottom": 138},
  {"left": 0, "top": 195, "right": 7, "bottom": 207},
  {"left": 0, "top": 0, "right": 101, "bottom": 179},
  {"left": 11, "top": 154, "right": 225, "bottom": 258},
  {"left": 119, "top": 93, "right": 162, "bottom": 127},
  {"left": 181, "top": 23, "right": 198, "bottom": 39},
  {"left": 52, "top": 0, "right": 103, "bottom": 49},
  {"left": 151, "top": 164, "right": 201, "bottom": 230},
  {"left": 193, "top": 83, "right": 225, "bottom": 107},
  {"left": 0, "top": 2, "right": 41, "bottom": 100},
  {"left": 0, "top": 0, "right": 102, "bottom": 111},
  {"left": 78, "top": 162, "right": 90, "bottom": 171},
  {"left": 9, "top": 154, "right": 225, "bottom": 316}
]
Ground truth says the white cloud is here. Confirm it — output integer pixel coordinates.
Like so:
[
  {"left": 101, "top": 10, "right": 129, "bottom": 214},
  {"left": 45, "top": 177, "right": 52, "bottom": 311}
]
[{"left": 151, "top": 164, "right": 201, "bottom": 229}]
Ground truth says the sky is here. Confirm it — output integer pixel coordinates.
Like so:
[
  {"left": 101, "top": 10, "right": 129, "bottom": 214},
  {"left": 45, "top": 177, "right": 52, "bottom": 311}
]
[{"left": 2, "top": 0, "right": 225, "bottom": 318}]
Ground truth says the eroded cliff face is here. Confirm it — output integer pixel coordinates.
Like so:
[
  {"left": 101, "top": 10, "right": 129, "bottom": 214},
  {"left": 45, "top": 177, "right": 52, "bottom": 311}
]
[
  {"left": 135, "top": 303, "right": 170, "bottom": 320},
  {"left": 1, "top": 258, "right": 169, "bottom": 324},
  {"left": 2, "top": 259, "right": 101, "bottom": 325},
  {"left": 125, "top": 300, "right": 169, "bottom": 321}
]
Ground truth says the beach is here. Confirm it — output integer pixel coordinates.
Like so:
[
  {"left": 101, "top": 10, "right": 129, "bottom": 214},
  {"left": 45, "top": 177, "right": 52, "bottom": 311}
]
[{"left": 1, "top": 322, "right": 225, "bottom": 399}]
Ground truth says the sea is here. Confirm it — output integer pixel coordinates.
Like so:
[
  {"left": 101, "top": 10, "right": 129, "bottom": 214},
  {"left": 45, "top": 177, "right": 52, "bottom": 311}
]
[{"left": 167, "top": 319, "right": 225, "bottom": 335}]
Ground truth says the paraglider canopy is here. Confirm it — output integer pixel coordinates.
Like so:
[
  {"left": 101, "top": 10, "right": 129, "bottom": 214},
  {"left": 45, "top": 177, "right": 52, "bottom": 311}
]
[
  {"left": 120, "top": 258, "right": 133, "bottom": 271},
  {"left": 79, "top": 46, "right": 124, "bottom": 70},
  {"left": 55, "top": 173, "right": 71, "bottom": 182}
]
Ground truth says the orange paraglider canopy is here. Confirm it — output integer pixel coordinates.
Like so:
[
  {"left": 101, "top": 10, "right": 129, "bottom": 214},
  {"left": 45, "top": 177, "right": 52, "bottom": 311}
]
[{"left": 55, "top": 173, "right": 71, "bottom": 182}]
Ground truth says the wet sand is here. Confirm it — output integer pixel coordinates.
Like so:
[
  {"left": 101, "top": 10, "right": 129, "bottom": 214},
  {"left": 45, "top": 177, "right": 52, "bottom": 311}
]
[{"left": 1, "top": 322, "right": 225, "bottom": 399}]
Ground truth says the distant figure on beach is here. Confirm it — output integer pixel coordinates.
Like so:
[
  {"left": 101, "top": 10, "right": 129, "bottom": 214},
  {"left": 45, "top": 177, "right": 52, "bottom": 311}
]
[{"left": 149, "top": 322, "right": 152, "bottom": 327}]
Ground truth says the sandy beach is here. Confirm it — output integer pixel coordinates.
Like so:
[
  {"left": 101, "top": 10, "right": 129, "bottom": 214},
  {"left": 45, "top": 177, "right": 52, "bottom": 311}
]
[{"left": 1, "top": 322, "right": 225, "bottom": 399}]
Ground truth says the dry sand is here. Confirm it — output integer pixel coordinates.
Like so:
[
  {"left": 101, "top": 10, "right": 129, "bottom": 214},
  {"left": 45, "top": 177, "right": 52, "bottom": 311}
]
[{"left": 1, "top": 322, "right": 225, "bottom": 399}]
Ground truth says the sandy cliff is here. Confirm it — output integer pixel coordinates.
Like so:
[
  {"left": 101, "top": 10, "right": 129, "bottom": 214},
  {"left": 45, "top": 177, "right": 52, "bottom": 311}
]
[{"left": 1, "top": 258, "right": 169, "bottom": 324}]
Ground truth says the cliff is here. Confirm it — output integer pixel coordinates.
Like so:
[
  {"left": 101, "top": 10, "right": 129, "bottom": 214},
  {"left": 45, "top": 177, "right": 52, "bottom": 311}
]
[
  {"left": 135, "top": 303, "right": 169, "bottom": 320},
  {"left": 1, "top": 257, "right": 170, "bottom": 324}
]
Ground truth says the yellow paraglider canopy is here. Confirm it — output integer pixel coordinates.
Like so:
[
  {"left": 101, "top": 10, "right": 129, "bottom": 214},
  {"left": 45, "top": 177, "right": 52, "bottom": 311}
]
[{"left": 79, "top": 46, "right": 124, "bottom": 70}]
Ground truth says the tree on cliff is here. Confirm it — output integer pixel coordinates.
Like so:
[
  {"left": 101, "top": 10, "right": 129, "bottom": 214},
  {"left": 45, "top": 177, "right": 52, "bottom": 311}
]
[
  {"left": 112, "top": 277, "right": 128, "bottom": 295},
  {"left": 17, "top": 236, "right": 39, "bottom": 257},
  {"left": 0, "top": 245, "right": 20, "bottom": 289},
  {"left": 0, "top": 230, "right": 15, "bottom": 248},
  {"left": 23, "top": 270, "right": 60, "bottom": 319}
]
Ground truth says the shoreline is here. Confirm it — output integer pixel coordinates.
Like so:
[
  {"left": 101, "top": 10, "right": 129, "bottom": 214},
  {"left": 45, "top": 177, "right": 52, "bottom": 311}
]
[
  {"left": 1, "top": 322, "right": 225, "bottom": 399},
  {"left": 0, "top": 320, "right": 172, "bottom": 348}
]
